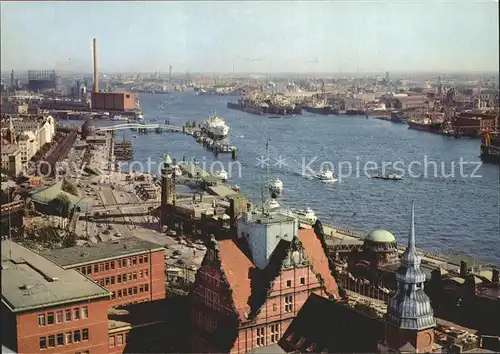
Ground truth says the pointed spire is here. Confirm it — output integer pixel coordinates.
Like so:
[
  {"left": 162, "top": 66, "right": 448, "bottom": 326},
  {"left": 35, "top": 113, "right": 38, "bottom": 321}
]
[{"left": 408, "top": 200, "right": 416, "bottom": 250}]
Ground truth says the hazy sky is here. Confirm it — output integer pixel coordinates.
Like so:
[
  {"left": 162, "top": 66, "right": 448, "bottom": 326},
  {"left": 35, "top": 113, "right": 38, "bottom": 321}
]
[{"left": 1, "top": 1, "right": 498, "bottom": 73}]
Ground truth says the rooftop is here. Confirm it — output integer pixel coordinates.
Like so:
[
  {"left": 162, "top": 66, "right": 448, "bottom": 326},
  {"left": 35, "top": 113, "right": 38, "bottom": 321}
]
[
  {"left": 29, "top": 179, "right": 90, "bottom": 212},
  {"left": 42, "top": 237, "right": 165, "bottom": 267},
  {"left": 240, "top": 211, "right": 297, "bottom": 225},
  {"left": 216, "top": 225, "right": 340, "bottom": 322},
  {"left": 1, "top": 240, "right": 110, "bottom": 313}
]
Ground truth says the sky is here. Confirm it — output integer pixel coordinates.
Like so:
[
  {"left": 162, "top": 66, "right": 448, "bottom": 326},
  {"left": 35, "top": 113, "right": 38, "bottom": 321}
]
[{"left": 1, "top": 1, "right": 498, "bottom": 74}]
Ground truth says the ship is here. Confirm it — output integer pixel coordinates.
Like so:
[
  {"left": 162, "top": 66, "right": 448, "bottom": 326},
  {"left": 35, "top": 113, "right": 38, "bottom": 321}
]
[
  {"left": 390, "top": 111, "right": 407, "bottom": 124},
  {"left": 407, "top": 121, "right": 443, "bottom": 133},
  {"left": 202, "top": 111, "right": 230, "bottom": 139},
  {"left": 304, "top": 102, "right": 334, "bottom": 115},
  {"left": 480, "top": 130, "right": 500, "bottom": 164},
  {"left": 227, "top": 99, "right": 265, "bottom": 115}
]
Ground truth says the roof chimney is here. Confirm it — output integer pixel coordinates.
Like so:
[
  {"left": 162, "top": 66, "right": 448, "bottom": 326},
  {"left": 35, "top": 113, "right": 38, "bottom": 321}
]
[{"left": 93, "top": 38, "right": 98, "bottom": 93}]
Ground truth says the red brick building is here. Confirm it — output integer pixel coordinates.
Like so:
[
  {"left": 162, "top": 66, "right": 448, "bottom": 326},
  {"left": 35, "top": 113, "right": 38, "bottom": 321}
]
[
  {"left": 42, "top": 238, "right": 166, "bottom": 308},
  {"left": 1, "top": 240, "right": 112, "bottom": 354},
  {"left": 190, "top": 209, "right": 343, "bottom": 353}
]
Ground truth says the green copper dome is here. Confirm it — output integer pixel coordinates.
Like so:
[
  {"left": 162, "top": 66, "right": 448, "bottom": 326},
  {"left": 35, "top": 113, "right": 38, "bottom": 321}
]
[{"left": 365, "top": 229, "right": 396, "bottom": 243}]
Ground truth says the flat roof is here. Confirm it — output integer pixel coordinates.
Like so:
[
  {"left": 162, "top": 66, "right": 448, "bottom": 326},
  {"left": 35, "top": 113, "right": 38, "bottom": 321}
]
[
  {"left": 41, "top": 237, "right": 165, "bottom": 267},
  {"left": 1, "top": 240, "right": 110, "bottom": 313},
  {"left": 240, "top": 211, "right": 296, "bottom": 225}
]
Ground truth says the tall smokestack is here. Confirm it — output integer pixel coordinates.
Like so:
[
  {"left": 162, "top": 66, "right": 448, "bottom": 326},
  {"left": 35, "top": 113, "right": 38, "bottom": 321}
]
[{"left": 93, "top": 38, "right": 98, "bottom": 93}]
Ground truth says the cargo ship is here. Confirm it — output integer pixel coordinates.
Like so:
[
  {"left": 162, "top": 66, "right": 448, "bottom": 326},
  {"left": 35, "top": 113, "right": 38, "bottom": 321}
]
[
  {"left": 407, "top": 121, "right": 443, "bottom": 133},
  {"left": 480, "top": 130, "right": 500, "bottom": 164},
  {"left": 304, "top": 101, "right": 334, "bottom": 115}
]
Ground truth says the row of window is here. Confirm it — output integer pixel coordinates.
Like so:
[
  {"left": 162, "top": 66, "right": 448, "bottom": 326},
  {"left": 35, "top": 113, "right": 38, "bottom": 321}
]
[
  {"left": 38, "top": 307, "right": 88, "bottom": 327},
  {"left": 204, "top": 288, "right": 220, "bottom": 309},
  {"left": 286, "top": 277, "right": 306, "bottom": 287},
  {"left": 114, "top": 283, "right": 150, "bottom": 299},
  {"left": 95, "top": 268, "right": 149, "bottom": 287},
  {"left": 108, "top": 333, "right": 126, "bottom": 347},
  {"left": 39, "top": 329, "right": 89, "bottom": 350},
  {"left": 256, "top": 324, "right": 281, "bottom": 347},
  {"left": 77, "top": 254, "right": 150, "bottom": 276}
]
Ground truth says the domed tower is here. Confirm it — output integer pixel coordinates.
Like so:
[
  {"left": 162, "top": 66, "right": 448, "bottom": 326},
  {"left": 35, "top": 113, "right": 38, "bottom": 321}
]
[
  {"left": 363, "top": 229, "right": 399, "bottom": 266},
  {"left": 382, "top": 202, "right": 436, "bottom": 353},
  {"left": 160, "top": 153, "right": 176, "bottom": 227}
]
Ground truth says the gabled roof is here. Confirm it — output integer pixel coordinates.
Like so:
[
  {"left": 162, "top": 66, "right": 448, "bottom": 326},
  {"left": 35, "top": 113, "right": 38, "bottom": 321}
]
[{"left": 215, "top": 224, "right": 341, "bottom": 323}]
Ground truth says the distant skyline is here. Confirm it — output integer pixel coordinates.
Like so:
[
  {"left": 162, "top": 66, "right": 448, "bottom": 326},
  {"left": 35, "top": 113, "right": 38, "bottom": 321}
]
[{"left": 1, "top": 1, "right": 498, "bottom": 74}]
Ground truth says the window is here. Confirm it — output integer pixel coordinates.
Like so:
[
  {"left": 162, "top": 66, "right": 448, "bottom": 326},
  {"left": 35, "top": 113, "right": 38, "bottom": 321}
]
[
  {"left": 111, "top": 261, "right": 115, "bottom": 269},
  {"left": 127, "top": 258, "right": 131, "bottom": 267},
  {"left": 144, "top": 255, "right": 148, "bottom": 263},
  {"left": 133, "top": 286, "right": 138, "bottom": 295},
  {"left": 57, "top": 333, "right": 64, "bottom": 346},
  {"left": 81, "top": 267, "right": 86, "bottom": 275},
  {"left": 286, "top": 280, "right": 292, "bottom": 287},
  {"left": 86, "top": 266, "right": 92, "bottom": 274},
  {"left": 65, "top": 332, "right": 72, "bottom": 345},
  {"left": 99, "top": 263, "right": 104, "bottom": 271},
  {"left": 128, "top": 273, "right": 132, "bottom": 281},
  {"left": 269, "top": 324, "right": 280, "bottom": 343},
  {"left": 128, "top": 288, "right": 133, "bottom": 296},
  {"left": 122, "top": 259, "right": 127, "bottom": 267},
  {"left": 139, "top": 270, "right": 143, "bottom": 278},
  {"left": 111, "top": 291, "right": 116, "bottom": 299},
  {"left": 139, "top": 256, "right": 143, "bottom": 264},
  {"left": 132, "top": 258, "right": 137, "bottom": 266},
  {"left": 56, "top": 310, "right": 63, "bottom": 323},
  {"left": 48, "top": 335, "right": 55, "bottom": 347},
  {"left": 74, "top": 330, "right": 81, "bottom": 342},
  {"left": 105, "top": 262, "right": 110, "bottom": 271},
  {"left": 117, "top": 334, "right": 123, "bottom": 345},
  {"left": 144, "top": 269, "right": 148, "bottom": 277},
  {"left": 285, "top": 295, "right": 293, "bottom": 312},
  {"left": 38, "top": 314, "right": 46, "bottom": 326},
  {"left": 109, "top": 336, "right": 115, "bottom": 347},
  {"left": 118, "top": 289, "right": 122, "bottom": 298},
  {"left": 139, "top": 285, "right": 144, "bottom": 293},
  {"left": 133, "top": 272, "right": 137, "bottom": 280},
  {"left": 105, "top": 277, "right": 110, "bottom": 286},
  {"left": 300, "top": 277, "right": 305, "bottom": 285},
  {"left": 117, "top": 274, "right": 122, "bottom": 283},
  {"left": 82, "top": 328, "right": 89, "bottom": 341},
  {"left": 74, "top": 308, "right": 80, "bottom": 320},
  {"left": 82, "top": 306, "right": 88, "bottom": 319},
  {"left": 256, "top": 327, "right": 265, "bottom": 347},
  {"left": 94, "top": 264, "right": 99, "bottom": 273},
  {"left": 65, "top": 309, "right": 71, "bottom": 321},
  {"left": 273, "top": 303, "right": 277, "bottom": 312},
  {"left": 111, "top": 276, "right": 115, "bottom": 285},
  {"left": 40, "top": 337, "right": 47, "bottom": 350},
  {"left": 145, "top": 283, "right": 149, "bottom": 292},
  {"left": 47, "top": 312, "right": 54, "bottom": 325},
  {"left": 99, "top": 279, "right": 104, "bottom": 286}
]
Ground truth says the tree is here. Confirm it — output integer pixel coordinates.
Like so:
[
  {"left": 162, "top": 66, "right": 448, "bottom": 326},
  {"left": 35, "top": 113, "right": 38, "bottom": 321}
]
[{"left": 50, "top": 193, "right": 72, "bottom": 218}]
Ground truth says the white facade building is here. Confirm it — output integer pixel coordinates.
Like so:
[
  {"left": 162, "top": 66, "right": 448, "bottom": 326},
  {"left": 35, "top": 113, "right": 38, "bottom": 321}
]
[{"left": 237, "top": 210, "right": 298, "bottom": 269}]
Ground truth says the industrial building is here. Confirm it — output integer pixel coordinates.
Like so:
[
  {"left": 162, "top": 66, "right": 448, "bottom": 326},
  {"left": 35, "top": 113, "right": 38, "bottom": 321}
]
[
  {"left": 90, "top": 38, "right": 136, "bottom": 112},
  {"left": 27, "top": 70, "right": 59, "bottom": 93}
]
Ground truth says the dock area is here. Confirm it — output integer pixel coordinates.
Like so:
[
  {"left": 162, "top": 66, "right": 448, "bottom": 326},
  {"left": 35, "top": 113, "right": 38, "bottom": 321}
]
[{"left": 177, "top": 163, "right": 212, "bottom": 178}]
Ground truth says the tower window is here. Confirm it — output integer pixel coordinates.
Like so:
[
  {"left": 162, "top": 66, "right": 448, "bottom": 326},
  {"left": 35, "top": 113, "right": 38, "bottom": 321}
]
[{"left": 285, "top": 295, "right": 293, "bottom": 312}]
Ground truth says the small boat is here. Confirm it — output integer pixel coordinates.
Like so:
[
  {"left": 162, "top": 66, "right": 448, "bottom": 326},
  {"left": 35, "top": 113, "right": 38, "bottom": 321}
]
[
  {"left": 296, "top": 207, "right": 317, "bottom": 223},
  {"left": 269, "top": 116, "right": 281, "bottom": 119},
  {"left": 372, "top": 174, "right": 402, "bottom": 180},
  {"left": 265, "top": 198, "right": 280, "bottom": 211},
  {"left": 269, "top": 177, "right": 284, "bottom": 193},
  {"left": 317, "top": 169, "right": 338, "bottom": 182},
  {"left": 214, "top": 168, "right": 228, "bottom": 181}
]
